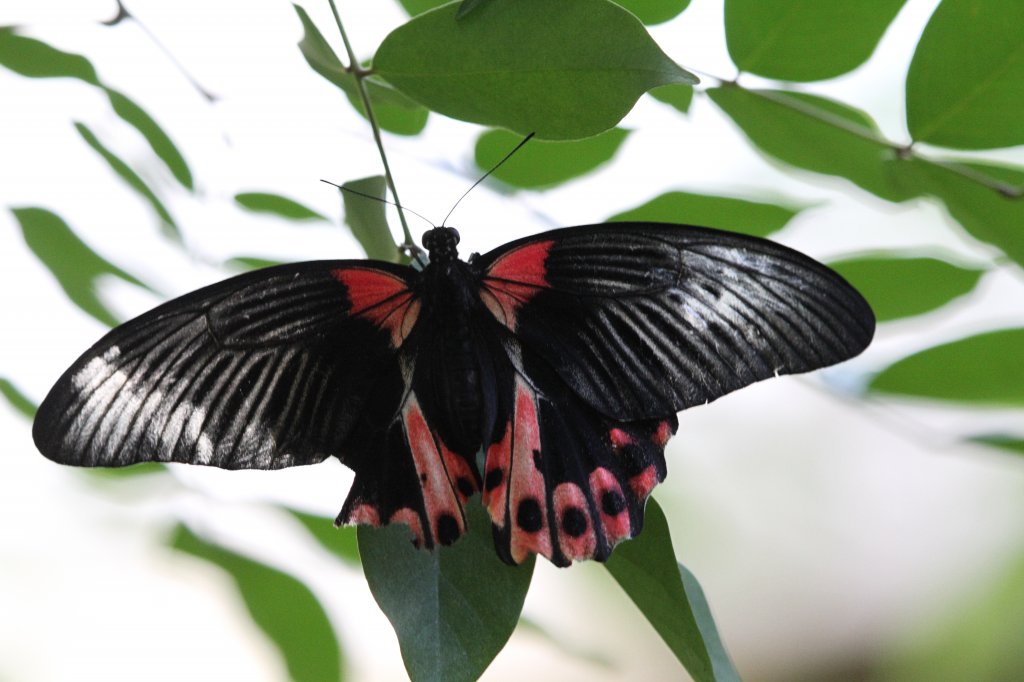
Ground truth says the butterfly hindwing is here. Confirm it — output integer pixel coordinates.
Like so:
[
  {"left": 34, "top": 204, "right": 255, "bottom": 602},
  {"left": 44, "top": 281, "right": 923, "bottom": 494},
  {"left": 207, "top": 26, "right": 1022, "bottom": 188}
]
[{"left": 477, "top": 222, "right": 876, "bottom": 422}]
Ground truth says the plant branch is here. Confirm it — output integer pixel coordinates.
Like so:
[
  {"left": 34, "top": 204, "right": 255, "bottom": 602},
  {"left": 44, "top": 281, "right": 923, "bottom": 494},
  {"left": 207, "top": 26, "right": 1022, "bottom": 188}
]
[{"left": 327, "top": 0, "right": 415, "bottom": 247}]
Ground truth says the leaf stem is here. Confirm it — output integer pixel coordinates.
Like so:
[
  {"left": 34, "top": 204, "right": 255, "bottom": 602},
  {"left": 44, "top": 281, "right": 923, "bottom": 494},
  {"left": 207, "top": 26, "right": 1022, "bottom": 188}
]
[{"left": 327, "top": 0, "right": 415, "bottom": 247}]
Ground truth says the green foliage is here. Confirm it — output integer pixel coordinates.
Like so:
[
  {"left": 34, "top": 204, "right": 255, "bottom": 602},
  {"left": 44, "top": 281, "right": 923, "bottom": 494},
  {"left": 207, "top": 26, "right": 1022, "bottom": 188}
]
[
  {"left": 606, "top": 499, "right": 740, "bottom": 682},
  {"left": 725, "top": 0, "right": 907, "bottom": 81},
  {"left": 289, "top": 510, "right": 362, "bottom": 566},
  {"left": 373, "top": 0, "right": 697, "bottom": 139},
  {"left": 474, "top": 128, "right": 629, "bottom": 189},
  {"left": 828, "top": 255, "right": 984, "bottom": 322},
  {"left": 0, "top": 377, "right": 37, "bottom": 419},
  {"left": 608, "top": 190, "right": 800, "bottom": 237},
  {"left": 906, "top": 0, "right": 1024, "bottom": 149},
  {"left": 615, "top": 0, "right": 692, "bottom": 25},
  {"left": 650, "top": 83, "right": 694, "bottom": 113},
  {"left": 870, "top": 328, "right": 1024, "bottom": 406},
  {"left": 171, "top": 525, "right": 345, "bottom": 682},
  {"left": 234, "top": 192, "right": 327, "bottom": 221},
  {"left": 358, "top": 500, "right": 535, "bottom": 682},
  {"left": 339, "top": 175, "right": 403, "bottom": 262}
]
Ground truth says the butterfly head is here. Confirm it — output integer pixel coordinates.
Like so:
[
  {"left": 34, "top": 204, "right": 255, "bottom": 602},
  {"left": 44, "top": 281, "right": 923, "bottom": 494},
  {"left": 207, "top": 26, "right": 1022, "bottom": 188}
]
[{"left": 422, "top": 226, "right": 461, "bottom": 264}]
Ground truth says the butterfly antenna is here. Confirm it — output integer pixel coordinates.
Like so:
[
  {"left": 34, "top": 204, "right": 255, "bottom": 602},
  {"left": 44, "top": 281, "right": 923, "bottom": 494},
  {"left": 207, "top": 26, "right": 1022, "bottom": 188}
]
[
  {"left": 320, "top": 179, "right": 436, "bottom": 231},
  {"left": 441, "top": 132, "right": 535, "bottom": 227}
]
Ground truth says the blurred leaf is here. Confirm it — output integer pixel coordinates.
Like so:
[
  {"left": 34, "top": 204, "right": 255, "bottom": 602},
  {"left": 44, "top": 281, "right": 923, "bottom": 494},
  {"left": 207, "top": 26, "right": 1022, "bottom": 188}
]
[
  {"left": 608, "top": 190, "right": 800, "bottom": 237},
  {"left": 650, "top": 84, "right": 694, "bottom": 113},
  {"left": 74, "top": 122, "right": 179, "bottom": 239},
  {"left": 0, "top": 377, "right": 37, "bottom": 419},
  {"left": 0, "top": 29, "right": 99, "bottom": 83},
  {"left": 171, "top": 525, "right": 344, "bottom": 682},
  {"left": 224, "top": 256, "right": 287, "bottom": 271},
  {"left": 870, "top": 328, "right": 1024, "bottom": 406},
  {"left": 828, "top": 255, "right": 984, "bottom": 322},
  {"left": 374, "top": 0, "right": 697, "bottom": 139},
  {"left": 906, "top": 0, "right": 1024, "bottom": 149},
  {"left": 359, "top": 499, "right": 535, "bottom": 682},
  {"left": 879, "top": 549, "right": 1024, "bottom": 681},
  {"left": 86, "top": 462, "right": 167, "bottom": 480},
  {"left": 515, "top": 617, "right": 615, "bottom": 669},
  {"left": 104, "top": 88, "right": 193, "bottom": 190},
  {"left": 615, "top": 0, "right": 692, "bottom": 25},
  {"left": 708, "top": 85, "right": 918, "bottom": 202},
  {"left": 888, "top": 157, "right": 1024, "bottom": 268},
  {"left": 293, "top": 5, "right": 428, "bottom": 135},
  {"left": 606, "top": 498, "right": 739, "bottom": 682},
  {"left": 340, "top": 175, "right": 401, "bottom": 262},
  {"left": 474, "top": 127, "right": 629, "bottom": 189},
  {"left": 725, "top": 0, "right": 906, "bottom": 81},
  {"left": 969, "top": 435, "right": 1024, "bottom": 456},
  {"left": 234, "top": 192, "right": 327, "bottom": 221},
  {"left": 289, "top": 510, "right": 361, "bottom": 566},
  {"left": 13, "top": 207, "right": 150, "bottom": 327}
]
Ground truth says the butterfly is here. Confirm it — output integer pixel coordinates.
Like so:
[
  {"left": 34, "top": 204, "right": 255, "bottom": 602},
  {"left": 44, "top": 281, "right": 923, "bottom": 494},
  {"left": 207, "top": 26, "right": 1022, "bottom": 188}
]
[{"left": 33, "top": 222, "right": 874, "bottom": 566}]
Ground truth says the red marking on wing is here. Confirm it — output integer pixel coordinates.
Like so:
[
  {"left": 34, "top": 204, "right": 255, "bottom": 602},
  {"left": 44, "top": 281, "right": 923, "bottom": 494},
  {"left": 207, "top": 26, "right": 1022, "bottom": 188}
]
[
  {"left": 483, "top": 424, "right": 512, "bottom": 524},
  {"left": 438, "top": 440, "right": 477, "bottom": 504},
  {"left": 389, "top": 507, "right": 425, "bottom": 548},
  {"left": 652, "top": 419, "right": 673, "bottom": 448},
  {"left": 481, "top": 240, "right": 553, "bottom": 329},
  {"left": 402, "top": 396, "right": 466, "bottom": 543},
  {"left": 590, "top": 467, "right": 632, "bottom": 546},
  {"left": 333, "top": 268, "right": 420, "bottom": 347},
  {"left": 629, "top": 464, "right": 660, "bottom": 500},
  {"left": 553, "top": 482, "right": 597, "bottom": 561},
  {"left": 609, "top": 428, "right": 634, "bottom": 449},
  {"left": 508, "top": 377, "right": 552, "bottom": 564},
  {"left": 346, "top": 503, "right": 380, "bottom": 526}
]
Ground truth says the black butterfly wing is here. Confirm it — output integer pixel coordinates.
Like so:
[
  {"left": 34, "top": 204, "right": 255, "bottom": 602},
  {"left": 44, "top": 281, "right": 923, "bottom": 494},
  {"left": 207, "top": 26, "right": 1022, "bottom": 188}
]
[{"left": 477, "top": 222, "right": 875, "bottom": 421}]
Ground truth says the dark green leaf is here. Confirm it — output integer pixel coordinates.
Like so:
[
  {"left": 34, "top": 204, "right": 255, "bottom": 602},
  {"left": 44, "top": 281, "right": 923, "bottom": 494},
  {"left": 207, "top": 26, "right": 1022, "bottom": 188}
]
[
  {"left": 171, "top": 525, "right": 344, "bottom": 682},
  {"left": 289, "top": 510, "right": 361, "bottom": 566},
  {"left": 970, "top": 435, "right": 1024, "bottom": 456},
  {"left": 0, "top": 29, "right": 99, "bottom": 83},
  {"left": 340, "top": 175, "right": 401, "bottom": 262},
  {"left": 224, "top": 256, "right": 287, "bottom": 271},
  {"left": 725, "top": 0, "right": 906, "bottom": 81},
  {"left": 456, "top": 0, "right": 491, "bottom": 19},
  {"left": 887, "top": 157, "right": 1024, "bottom": 268},
  {"left": 0, "top": 377, "right": 37, "bottom": 419},
  {"left": 650, "top": 84, "right": 694, "bottom": 113},
  {"left": 605, "top": 498, "right": 740, "bottom": 682},
  {"left": 74, "top": 122, "right": 179, "bottom": 239},
  {"left": 293, "top": 5, "right": 428, "bottom": 136},
  {"left": 906, "top": 0, "right": 1024, "bottom": 149},
  {"left": 359, "top": 499, "right": 535, "bottom": 682},
  {"left": 234, "top": 192, "right": 327, "bottom": 221},
  {"left": 13, "top": 207, "right": 150, "bottom": 327},
  {"left": 374, "top": 0, "right": 698, "bottom": 139},
  {"left": 474, "top": 128, "right": 629, "bottom": 189},
  {"left": 608, "top": 190, "right": 800, "bottom": 237},
  {"left": 104, "top": 88, "right": 193, "bottom": 190},
  {"left": 828, "top": 255, "right": 984, "bottom": 322},
  {"left": 870, "top": 328, "right": 1024, "bottom": 406},
  {"left": 397, "top": 0, "right": 451, "bottom": 15},
  {"left": 707, "top": 85, "right": 918, "bottom": 202},
  {"left": 615, "top": 0, "right": 692, "bottom": 25}
]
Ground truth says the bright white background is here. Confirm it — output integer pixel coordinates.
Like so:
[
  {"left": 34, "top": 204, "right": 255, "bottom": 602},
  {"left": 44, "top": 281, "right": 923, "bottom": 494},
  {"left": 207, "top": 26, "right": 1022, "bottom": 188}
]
[{"left": 2, "top": 1, "right": 1024, "bottom": 680}]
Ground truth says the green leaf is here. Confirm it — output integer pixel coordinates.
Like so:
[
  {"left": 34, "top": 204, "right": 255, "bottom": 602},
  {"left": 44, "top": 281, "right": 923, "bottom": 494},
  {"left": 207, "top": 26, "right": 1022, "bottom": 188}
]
[
  {"left": 608, "top": 190, "right": 800, "bottom": 237},
  {"left": 869, "top": 328, "right": 1024, "bottom": 406},
  {"left": 374, "top": 0, "right": 698, "bottom": 139},
  {"left": 104, "top": 88, "right": 194, "bottom": 190},
  {"left": 171, "top": 525, "right": 344, "bottom": 682},
  {"left": 74, "top": 122, "right": 179, "bottom": 240},
  {"left": 605, "top": 498, "right": 739, "bottom": 682},
  {"left": 293, "top": 5, "right": 428, "bottom": 136},
  {"left": 234, "top": 192, "right": 327, "bottom": 221},
  {"left": 0, "top": 377, "right": 37, "bottom": 419},
  {"left": 13, "top": 207, "right": 150, "bottom": 327},
  {"left": 707, "top": 85, "right": 918, "bottom": 202},
  {"left": 650, "top": 84, "right": 694, "bottom": 113},
  {"left": 906, "top": 0, "right": 1024, "bottom": 149},
  {"left": 224, "top": 256, "right": 287, "bottom": 271},
  {"left": 725, "top": 0, "right": 906, "bottom": 81},
  {"left": 969, "top": 435, "right": 1024, "bottom": 456},
  {"left": 397, "top": 0, "right": 451, "bottom": 15},
  {"left": 339, "top": 176, "right": 401, "bottom": 262},
  {"left": 828, "top": 255, "right": 984, "bottom": 322},
  {"left": 455, "top": 0, "right": 491, "bottom": 19},
  {"left": 0, "top": 29, "right": 99, "bottom": 83},
  {"left": 359, "top": 499, "right": 535, "bottom": 682},
  {"left": 289, "top": 510, "right": 361, "bottom": 567},
  {"left": 85, "top": 462, "right": 167, "bottom": 481},
  {"left": 474, "top": 127, "right": 629, "bottom": 189},
  {"left": 888, "top": 158, "right": 1024, "bottom": 268},
  {"left": 614, "top": 0, "right": 692, "bottom": 25}
]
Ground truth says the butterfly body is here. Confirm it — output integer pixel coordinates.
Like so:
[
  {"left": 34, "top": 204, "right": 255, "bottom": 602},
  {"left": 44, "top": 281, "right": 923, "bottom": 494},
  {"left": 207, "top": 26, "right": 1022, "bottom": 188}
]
[{"left": 34, "top": 222, "right": 874, "bottom": 567}]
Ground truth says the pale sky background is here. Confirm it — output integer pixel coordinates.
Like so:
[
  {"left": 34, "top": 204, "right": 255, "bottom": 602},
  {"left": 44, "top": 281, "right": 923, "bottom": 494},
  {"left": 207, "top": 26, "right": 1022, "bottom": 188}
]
[{"left": 2, "top": 1, "right": 1024, "bottom": 680}]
